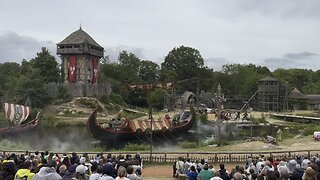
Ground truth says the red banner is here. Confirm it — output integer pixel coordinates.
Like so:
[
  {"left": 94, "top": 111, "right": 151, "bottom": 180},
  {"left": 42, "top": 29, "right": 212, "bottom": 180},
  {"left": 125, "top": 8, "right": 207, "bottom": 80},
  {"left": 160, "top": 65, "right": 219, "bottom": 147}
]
[
  {"left": 69, "top": 56, "right": 77, "bottom": 83},
  {"left": 91, "top": 58, "right": 98, "bottom": 83}
]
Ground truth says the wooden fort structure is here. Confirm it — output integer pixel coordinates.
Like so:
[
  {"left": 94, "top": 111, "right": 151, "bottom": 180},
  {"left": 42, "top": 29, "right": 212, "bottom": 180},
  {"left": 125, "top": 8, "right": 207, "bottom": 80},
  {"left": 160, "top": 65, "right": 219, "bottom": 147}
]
[
  {"left": 256, "top": 76, "right": 320, "bottom": 112},
  {"left": 257, "top": 76, "right": 281, "bottom": 112},
  {"left": 48, "top": 27, "right": 111, "bottom": 97},
  {"left": 288, "top": 88, "right": 320, "bottom": 110}
]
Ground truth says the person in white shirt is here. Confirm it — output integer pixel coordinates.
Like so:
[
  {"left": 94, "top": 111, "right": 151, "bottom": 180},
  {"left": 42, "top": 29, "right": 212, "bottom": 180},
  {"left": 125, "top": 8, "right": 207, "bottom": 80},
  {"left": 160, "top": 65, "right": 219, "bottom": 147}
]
[
  {"left": 89, "top": 164, "right": 103, "bottom": 180},
  {"left": 301, "top": 157, "right": 310, "bottom": 170}
]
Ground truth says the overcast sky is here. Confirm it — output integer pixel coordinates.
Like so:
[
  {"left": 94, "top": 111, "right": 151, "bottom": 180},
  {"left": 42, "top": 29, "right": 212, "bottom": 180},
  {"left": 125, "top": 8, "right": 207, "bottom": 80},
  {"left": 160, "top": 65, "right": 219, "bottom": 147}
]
[{"left": 0, "top": 0, "right": 319, "bottom": 71}]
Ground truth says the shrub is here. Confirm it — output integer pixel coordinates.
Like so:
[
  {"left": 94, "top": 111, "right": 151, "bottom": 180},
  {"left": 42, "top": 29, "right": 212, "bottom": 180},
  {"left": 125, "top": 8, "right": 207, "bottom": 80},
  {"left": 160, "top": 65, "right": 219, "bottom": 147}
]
[
  {"left": 118, "top": 111, "right": 145, "bottom": 120},
  {"left": 99, "top": 95, "right": 110, "bottom": 104},
  {"left": 91, "top": 146, "right": 104, "bottom": 152},
  {"left": 57, "top": 86, "right": 72, "bottom": 101},
  {"left": 251, "top": 116, "right": 267, "bottom": 124},
  {"left": 281, "top": 131, "right": 294, "bottom": 139},
  {"left": 199, "top": 113, "right": 208, "bottom": 123},
  {"left": 109, "top": 93, "right": 125, "bottom": 106},
  {"left": 150, "top": 89, "right": 166, "bottom": 110},
  {"left": 30, "top": 108, "right": 41, "bottom": 119},
  {"left": 78, "top": 98, "right": 97, "bottom": 108},
  {"left": 204, "top": 139, "right": 230, "bottom": 146},
  {"left": 77, "top": 98, "right": 103, "bottom": 111},
  {"left": 178, "top": 141, "right": 200, "bottom": 149},
  {"left": 204, "top": 139, "right": 216, "bottom": 146},
  {"left": 217, "top": 140, "right": 230, "bottom": 146},
  {"left": 303, "top": 126, "right": 320, "bottom": 136},
  {"left": 122, "top": 143, "right": 149, "bottom": 151}
]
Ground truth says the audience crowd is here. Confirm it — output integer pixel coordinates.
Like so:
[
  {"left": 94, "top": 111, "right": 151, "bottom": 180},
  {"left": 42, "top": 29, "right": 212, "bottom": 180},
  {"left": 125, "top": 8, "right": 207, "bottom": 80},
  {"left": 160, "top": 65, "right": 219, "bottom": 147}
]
[
  {"left": 174, "top": 154, "right": 320, "bottom": 180},
  {"left": 2, "top": 151, "right": 320, "bottom": 180},
  {"left": 0, "top": 151, "right": 142, "bottom": 180}
]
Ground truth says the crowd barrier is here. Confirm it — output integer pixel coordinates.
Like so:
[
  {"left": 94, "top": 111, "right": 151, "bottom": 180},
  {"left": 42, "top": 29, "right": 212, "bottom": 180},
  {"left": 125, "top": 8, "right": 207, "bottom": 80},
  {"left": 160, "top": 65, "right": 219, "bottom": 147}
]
[{"left": 1, "top": 149, "right": 319, "bottom": 163}]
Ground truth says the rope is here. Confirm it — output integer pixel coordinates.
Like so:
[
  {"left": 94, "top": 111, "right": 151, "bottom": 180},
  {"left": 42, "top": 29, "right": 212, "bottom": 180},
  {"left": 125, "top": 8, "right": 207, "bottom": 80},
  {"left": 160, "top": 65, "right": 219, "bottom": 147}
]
[{"left": 133, "top": 133, "right": 147, "bottom": 144}]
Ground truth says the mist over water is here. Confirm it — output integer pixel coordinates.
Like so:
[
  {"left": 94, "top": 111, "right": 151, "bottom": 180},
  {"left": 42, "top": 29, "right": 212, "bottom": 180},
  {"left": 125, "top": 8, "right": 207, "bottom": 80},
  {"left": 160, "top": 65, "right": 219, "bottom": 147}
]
[
  {"left": 0, "top": 126, "right": 96, "bottom": 152},
  {"left": 193, "top": 121, "right": 239, "bottom": 141},
  {"left": 0, "top": 120, "right": 261, "bottom": 152}
]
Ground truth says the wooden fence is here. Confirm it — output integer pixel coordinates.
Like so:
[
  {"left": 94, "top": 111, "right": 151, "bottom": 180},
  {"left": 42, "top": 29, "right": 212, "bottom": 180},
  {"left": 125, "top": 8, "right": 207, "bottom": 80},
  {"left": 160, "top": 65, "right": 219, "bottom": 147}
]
[
  {"left": 47, "top": 82, "right": 112, "bottom": 98},
  {"left": 1, "top": 149, "right": 319, "bottom": 163}
]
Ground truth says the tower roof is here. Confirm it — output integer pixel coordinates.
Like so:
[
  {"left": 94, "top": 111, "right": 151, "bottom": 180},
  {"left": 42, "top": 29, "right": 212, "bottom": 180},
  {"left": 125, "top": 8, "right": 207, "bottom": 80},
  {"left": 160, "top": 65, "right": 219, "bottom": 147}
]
[
  {"left": 288, "top": 88, "right": 305, "bottom": 99},
  {"left": 57, "top": 27, "right": 103, "bottom": 48},
  {"left": 259, "top": 76, "right": 278, "bottom": 81}
]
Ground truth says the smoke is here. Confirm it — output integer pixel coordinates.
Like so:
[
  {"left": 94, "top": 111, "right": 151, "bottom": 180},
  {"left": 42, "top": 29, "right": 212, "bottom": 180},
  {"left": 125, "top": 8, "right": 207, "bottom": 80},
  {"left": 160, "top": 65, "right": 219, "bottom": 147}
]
[
  {"left": 194, "top": 120, "right": 239, "bottom": 141},
  {"left": 155, "top": 141, "right": 180, "bottom": 151},
  {"left": 0, "top": 126, "right": 95, "bottom": 152}
]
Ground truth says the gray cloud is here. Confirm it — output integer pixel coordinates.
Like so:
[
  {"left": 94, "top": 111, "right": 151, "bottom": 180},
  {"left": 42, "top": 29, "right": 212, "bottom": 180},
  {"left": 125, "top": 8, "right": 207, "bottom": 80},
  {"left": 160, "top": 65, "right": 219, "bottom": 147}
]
[
  {"left": 0, "top": 1, "right": 319, "bottom": 71},
  {"left": 205, "top": 57, "right": 232, "bottom": 71},
  {"left": 0, "top": 31, "right": 57, "bottom": 63},
  {"left": 104, "top": 45, "right": 147, "bottom": 62},
  {"left": 261, "top": 52, "right": 318, "bottom": 70},
  {"left": 236, "top": 0, "right": 320, "bottom": 19},
  {"left": 284, "top": 52, "right": 316, "bottom": 59},
  {"left": 262, "top": 57, "right": 296, "bottom": 70}
]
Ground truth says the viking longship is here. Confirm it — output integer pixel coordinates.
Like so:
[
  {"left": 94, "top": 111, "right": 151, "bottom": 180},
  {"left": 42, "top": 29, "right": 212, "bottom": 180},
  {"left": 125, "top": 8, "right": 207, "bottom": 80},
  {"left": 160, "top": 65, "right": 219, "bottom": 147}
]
[
  {"left": 87, "top": 107, "right": 195, "bottom": 142},
  {"left": 0, "top": 102, "right": 40, "bottom": 136},
  {"left": 87, "top": 80, "right": 198, "bottom": 142}
]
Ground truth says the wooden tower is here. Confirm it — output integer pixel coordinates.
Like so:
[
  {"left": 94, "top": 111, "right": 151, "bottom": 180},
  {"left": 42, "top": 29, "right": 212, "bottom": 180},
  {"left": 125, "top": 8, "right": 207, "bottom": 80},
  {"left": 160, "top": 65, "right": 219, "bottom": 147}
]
[
  {"left": 258, "top": 76, "right": 280, "bottom": 112},
  {"left": 57, "top": 27, "right": 104, "bottom": 84}
]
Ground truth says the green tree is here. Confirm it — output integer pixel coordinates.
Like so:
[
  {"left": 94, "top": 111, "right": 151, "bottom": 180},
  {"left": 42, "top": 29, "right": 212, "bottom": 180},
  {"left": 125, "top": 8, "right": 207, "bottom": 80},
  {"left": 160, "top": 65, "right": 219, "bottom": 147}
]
[
  {"left": 118, "top": 51, "right": 141, "bottom": 83},
  {"left": 139, "top": 60, "right": 159, "bottom": 82},
  {"left": 303, "top": 83, "right": 320, "bottom": 94},
  {"left": 221, "top": 63, "right": 270, "bottom": 96},
  {"left": 273, "top": 68, "right": 314, "bottom": 92},
  {"left": 161, "top": 46, "right": 204, "bottom": 81},
  {"left": 18, "top": 73, "right": 51, "bottom": 108},
  {"left": 150, "top": 89, "right": 166, "bottom": 110},
  {"left": 159, "top": 69, "right": 177, "bottom": 82},
  {"left": 99, "top": 51, "right": 145, "bottom": 102},
  {"left": 0, "top": 62, "right": 21, "bottom": 97},
  {"left": 29, "top": 47, "right": 60, "bottom": 83},
  {"left": 15, "top": 47, "right": 57, "bottom": 107},
  {"left": 126, "top": 90, "right": 148, "bottom": 107},
  {"left": 100, "top": 62, "right": 124, "bottom": 83},
  {"left": 161, "top": 46, "right": 205, "bottom": 93}
]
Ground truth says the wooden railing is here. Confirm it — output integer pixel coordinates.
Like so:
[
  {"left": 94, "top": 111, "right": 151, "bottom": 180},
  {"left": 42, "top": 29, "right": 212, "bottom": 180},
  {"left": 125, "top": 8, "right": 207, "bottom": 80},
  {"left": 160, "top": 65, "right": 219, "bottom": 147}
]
[{"left": 1, "top": 149, "right": 319, "bottom": 163}]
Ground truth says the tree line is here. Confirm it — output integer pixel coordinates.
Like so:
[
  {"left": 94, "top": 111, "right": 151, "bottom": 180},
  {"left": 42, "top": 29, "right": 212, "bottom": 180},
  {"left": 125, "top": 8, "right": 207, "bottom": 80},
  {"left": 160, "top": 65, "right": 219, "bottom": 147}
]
[{"left": 1, "top": 46, "right": 320, "bottom": 109}]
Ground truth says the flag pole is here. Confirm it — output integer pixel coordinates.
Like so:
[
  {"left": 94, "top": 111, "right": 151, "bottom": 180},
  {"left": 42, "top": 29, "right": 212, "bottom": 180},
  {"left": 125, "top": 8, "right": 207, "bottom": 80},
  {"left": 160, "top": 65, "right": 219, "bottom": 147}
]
[{"left": 148, "top": 83, "right": 153, "bottom": 162}]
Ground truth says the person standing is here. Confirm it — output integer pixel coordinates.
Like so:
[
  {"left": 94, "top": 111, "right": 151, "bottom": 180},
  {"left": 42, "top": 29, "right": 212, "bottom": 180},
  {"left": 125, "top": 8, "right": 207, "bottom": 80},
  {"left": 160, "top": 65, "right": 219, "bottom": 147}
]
[
  {"left": 176, "top": 157, "right": 185, "bottom": 175},
  {"left": 0, "top": 161, "right": 16, "bottom": 180},
  {"left": 198, "top": 164, "right": 214, "bottom": 180},
  {"left": 126, "top": 166, "right": 141, "bottom": 180},
  {"left": 187, "top": 166, "right": 198, "bottom": 180},
  {"left": 32, "top": 160, "right": 62, "bottom": 180},
  {"left": 89, "top": 164, "right": 103, "bottom": 180},
  {"left": 218, "top": 164, "right": 230, "bottom": 180},
  {"left": 15, "top": 161, "right": 35, "bottom": 180},
  {"left": 100, "top": 164, "right": 116, "bottom": 180},
  {"left": 115, "top": 166, "right": 129, "bottom": 180}
]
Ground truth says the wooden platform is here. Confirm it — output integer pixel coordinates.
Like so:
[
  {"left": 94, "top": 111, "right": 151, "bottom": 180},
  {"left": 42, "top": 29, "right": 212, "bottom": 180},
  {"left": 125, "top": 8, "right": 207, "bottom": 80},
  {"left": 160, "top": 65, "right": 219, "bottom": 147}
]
[{"left": 270, "top": 113, "right": 320, "bottom": 124}]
